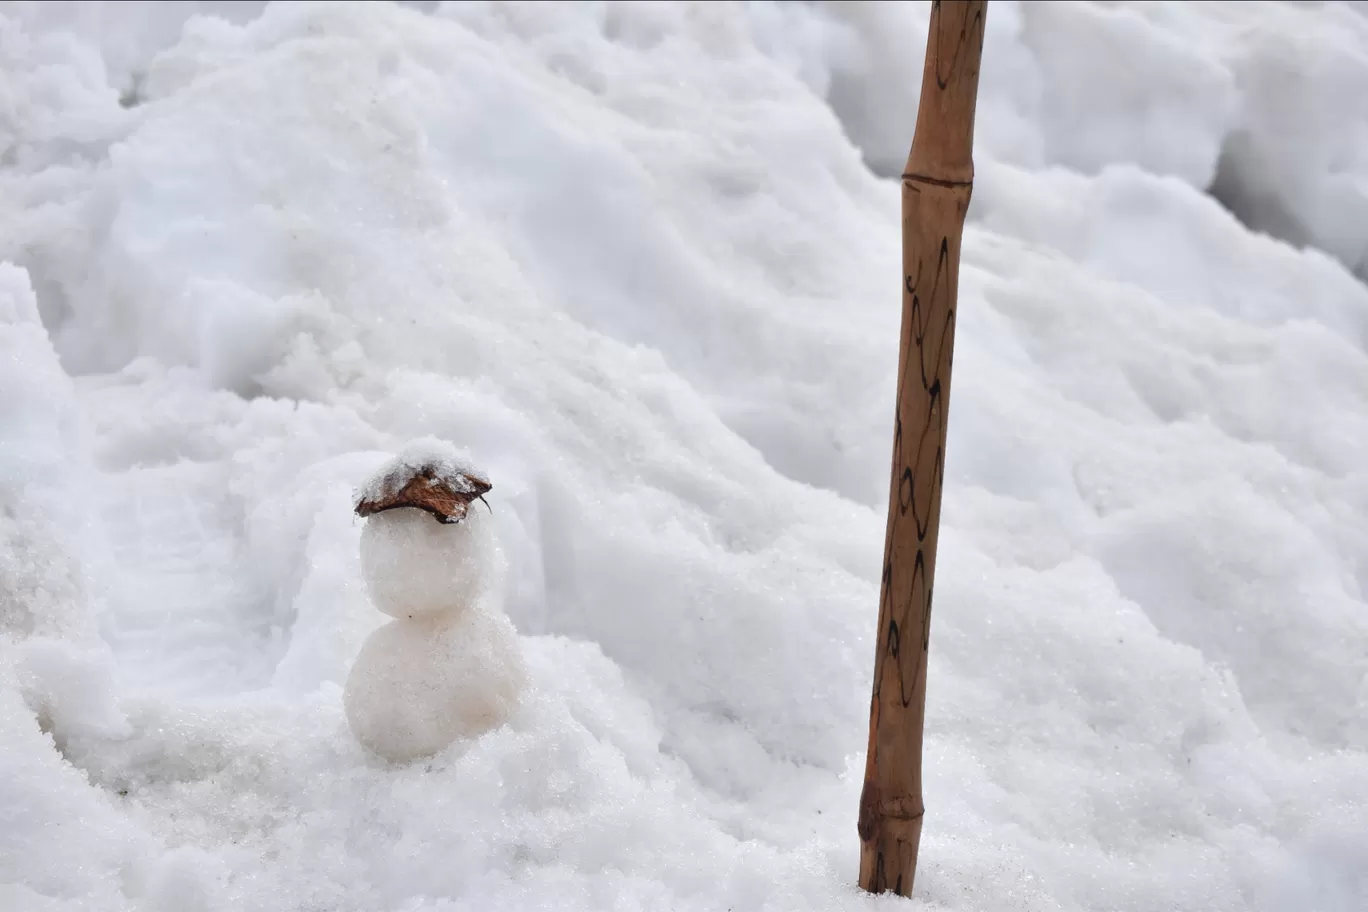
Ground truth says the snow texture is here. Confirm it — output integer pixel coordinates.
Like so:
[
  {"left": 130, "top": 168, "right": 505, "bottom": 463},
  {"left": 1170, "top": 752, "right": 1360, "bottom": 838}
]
[
  {"left": 344, "top": 605, "right": 526, "bottom": 764},
  {"left": 359, "top": 506, "right": 497, "bottom": 620},
  {"left": 1, "top": 1, "right": 1367, "bottom": 911}
]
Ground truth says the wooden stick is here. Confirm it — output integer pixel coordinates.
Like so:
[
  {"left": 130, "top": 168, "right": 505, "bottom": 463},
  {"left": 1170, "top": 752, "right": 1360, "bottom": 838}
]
[{"left": 857, "top": 0, "right": 987, "bottom": 897}]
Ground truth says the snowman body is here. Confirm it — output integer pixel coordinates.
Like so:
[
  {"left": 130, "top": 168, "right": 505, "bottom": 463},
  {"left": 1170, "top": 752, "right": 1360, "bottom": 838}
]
[{"left": 344, "top": 505, "right": 525, "bottom": 763}]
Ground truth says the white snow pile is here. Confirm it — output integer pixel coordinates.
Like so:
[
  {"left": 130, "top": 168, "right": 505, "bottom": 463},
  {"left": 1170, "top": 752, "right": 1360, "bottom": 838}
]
[
  {"left": 2, "top": 1, "right": 1367, "bottom": 911},
  {"left": 763, "top": 0, "right": 1368, "bottom": 279}
]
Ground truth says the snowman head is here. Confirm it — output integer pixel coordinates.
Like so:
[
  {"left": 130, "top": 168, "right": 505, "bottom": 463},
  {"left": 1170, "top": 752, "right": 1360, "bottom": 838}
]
[{"left": 354, "top": 440, "right": 496, "bottom": 620}]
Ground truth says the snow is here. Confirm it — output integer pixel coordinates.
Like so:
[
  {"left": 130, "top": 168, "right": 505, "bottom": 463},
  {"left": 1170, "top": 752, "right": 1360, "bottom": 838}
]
[
  {"left": 359, "top": 507, "right": 497, "bottom": 620},
  {"left": 792, "top": 0, "right": 1368, "bottom": 279},
  {"left": 343, "top": 595, "right": 526, "bottom": 763},
  {"left": 1, "top": 1, "right": 1366, "bottom": 910}
]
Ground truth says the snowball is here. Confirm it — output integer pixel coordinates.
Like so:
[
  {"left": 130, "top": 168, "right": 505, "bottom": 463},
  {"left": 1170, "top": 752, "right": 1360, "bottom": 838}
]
[
  {"left": 343, "top": 608, "right": 526, "bottom": 763},
  {"left": 359, "top": 507, "right": 494, "bottom": 620}
]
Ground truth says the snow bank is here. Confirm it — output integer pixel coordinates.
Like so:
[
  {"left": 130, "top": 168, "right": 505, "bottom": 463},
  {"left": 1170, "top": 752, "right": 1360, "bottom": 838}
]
[
  {"left": 1, "top": 1, "right": 1366, "bottom": 911},
  {"left": 756, "top": 0, "right": 1368, "bottom": 280}
]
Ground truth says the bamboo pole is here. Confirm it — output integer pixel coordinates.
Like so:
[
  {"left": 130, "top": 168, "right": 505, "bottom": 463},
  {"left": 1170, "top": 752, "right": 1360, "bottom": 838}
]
[{"left": 857, "top": 0, "right": 987, "bottom": 897}]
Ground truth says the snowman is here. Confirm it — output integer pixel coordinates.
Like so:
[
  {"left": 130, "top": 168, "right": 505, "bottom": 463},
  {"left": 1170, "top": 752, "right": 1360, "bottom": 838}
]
[{"left": 344, "top": 438, "right": 526, "bottom": 763}]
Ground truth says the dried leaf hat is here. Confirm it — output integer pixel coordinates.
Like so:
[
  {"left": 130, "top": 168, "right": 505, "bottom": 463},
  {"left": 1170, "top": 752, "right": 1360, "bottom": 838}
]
[{"left": 354, "top": 439, "right": 491, "bottom": 525}]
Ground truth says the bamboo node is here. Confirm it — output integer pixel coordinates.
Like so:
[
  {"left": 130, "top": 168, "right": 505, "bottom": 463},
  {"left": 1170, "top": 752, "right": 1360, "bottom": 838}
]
[{"left": 901, "top": 171, "right": 973, "bottom": 189}]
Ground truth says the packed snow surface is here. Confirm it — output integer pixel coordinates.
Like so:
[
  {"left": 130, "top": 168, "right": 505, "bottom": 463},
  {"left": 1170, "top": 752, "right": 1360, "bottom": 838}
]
[{"left": 3, "top": 1, "right": 1368, "bottom": 911}]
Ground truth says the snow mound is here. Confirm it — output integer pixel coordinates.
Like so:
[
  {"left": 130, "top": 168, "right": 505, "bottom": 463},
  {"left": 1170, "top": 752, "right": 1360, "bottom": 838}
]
[
  {"left": 0, "top": 2, "right": 1366, "bottom": 912},
  {"left": 754, "top": 0, "right": 1368, "bottom": 279}
]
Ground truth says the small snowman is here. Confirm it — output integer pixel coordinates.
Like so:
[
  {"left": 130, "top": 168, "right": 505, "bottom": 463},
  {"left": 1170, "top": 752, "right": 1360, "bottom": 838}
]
[{"left": 344, "top": 439, "right": 526, "bottom": 764}]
